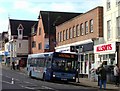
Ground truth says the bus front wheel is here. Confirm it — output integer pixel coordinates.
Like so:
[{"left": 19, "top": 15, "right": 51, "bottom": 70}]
[{"left": 43, "top": 73, "right": 46, "bottom": 81}]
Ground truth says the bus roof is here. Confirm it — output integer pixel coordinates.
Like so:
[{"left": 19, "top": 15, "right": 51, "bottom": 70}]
[
  {"left": 28, "top": 52, "right": 77, "bottom": 59},
  {"left": 28, "top": 52, "right": 54, "bottom": 58}
]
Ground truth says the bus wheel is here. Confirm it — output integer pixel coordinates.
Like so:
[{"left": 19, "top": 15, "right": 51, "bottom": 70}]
[
  {"left": 43, "top": 73, "right": 46, "bottom": 81},
  {"left": 29, "top": 71, "right": 32, "bottom": 78}
]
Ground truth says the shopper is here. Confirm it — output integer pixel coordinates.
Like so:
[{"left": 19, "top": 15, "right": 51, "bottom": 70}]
[
  {"left": 12, "top": 61, "right": 15, "bottom": 70},
  {"left": 98, "top": 64, "right": 107, "bottom": 90},
  {"left": 96, "top": 66, "right": 101, "bottom": 86},
  {"left": 114, "top": 64, "right": 119, "bottom": 86}
]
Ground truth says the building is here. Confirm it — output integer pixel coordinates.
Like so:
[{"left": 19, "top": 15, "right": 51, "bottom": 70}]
[
  {"left": 94, "top": 0, "right": 120, "bottom": 68},
  {"left": 55, "top": 6, "right": 103, "bottom": 78},
  {"left": 8, "top": 19, "right": 37, "bottom": 67},
  {"left": 30, "top": 11, "right": 81, "bottom": 54},
  {"left": 0, "top": 32, "right": 8, "bottom": 62}
]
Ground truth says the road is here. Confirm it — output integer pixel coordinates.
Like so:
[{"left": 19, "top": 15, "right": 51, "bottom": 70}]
[{"left": 1, "top": 64, "right": 99, "bottom": 91}]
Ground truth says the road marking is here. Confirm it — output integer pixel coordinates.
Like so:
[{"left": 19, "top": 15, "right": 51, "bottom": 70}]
[
  {"left": 0, "top": 80, "right": 12, "bottom": 85},
  {"left": 24, "top": 81, "right": 34, "bottom": 84},
  {"left": 19, "top": 84, "right": 35, "bottom": 90},
  {"left": 41, "top": 85, "right": 54, "bottom": 90}
]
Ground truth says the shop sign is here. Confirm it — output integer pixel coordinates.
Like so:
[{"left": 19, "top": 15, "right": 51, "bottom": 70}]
[
  {"left": 96, "top": 44, "right": 112, "bottom": 52},
  {"left": 94, "top": 42, "right": 116, "bottom": 53}
]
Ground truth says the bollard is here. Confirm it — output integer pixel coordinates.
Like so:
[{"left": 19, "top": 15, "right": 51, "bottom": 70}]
[{"left": 11, "top": 78, "right": 14, "bottom": 84}]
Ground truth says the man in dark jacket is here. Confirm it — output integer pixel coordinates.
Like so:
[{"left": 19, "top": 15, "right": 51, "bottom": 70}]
[{"left": 99, "top": 64, "right": 107, "bottom": 89}]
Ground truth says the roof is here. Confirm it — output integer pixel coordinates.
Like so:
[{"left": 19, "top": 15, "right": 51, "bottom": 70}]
[
  {"left": 39, "top": 11, "right": 82, "bottom": 34},
  {"left": 9, "top": 19, "right": 38, "bottom": 36}
]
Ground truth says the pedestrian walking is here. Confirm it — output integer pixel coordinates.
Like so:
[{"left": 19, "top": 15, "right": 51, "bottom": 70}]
[
  {"left": 96, "top": 66, "right": 101, "bottom": 86},
  {"left": 12, "top": 61, "right": 15, "bottom": 70},
  {"left": 98, "top": 64, "right": 107, "bottom": 90},
  {"left": 114, "top": 64, "right": 119, "bottom": 86}
]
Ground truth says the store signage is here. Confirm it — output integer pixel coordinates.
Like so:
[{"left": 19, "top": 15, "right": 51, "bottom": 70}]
[{"left": 96, "top": 44, "right": 112, "bottom": 52}]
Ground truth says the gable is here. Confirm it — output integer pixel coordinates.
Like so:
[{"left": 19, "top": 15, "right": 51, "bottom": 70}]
[
  {"left": 17, "top": 24, "right": 24, "bottom": 30},
  {"left": 9, "top": 19, "right": 38, "bottom": 36}
]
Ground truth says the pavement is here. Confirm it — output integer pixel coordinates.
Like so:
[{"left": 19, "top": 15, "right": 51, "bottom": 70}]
[
  {"left": 73, "top": 78, "right": 120, "bottom": 91},
  {"left": 1, "top": 63, "right": 120, "bottom": 91}
]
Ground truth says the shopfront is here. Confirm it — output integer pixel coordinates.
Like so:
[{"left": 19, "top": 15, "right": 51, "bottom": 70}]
[
  {"left": 55, "top": 42, "right": 94, "bottom": 78},
  {"left": 76, "top": 43, "right": 94, "bottom": 78},
  {"left": 94, "top": 42, "right": 117, "bottom": 66}
]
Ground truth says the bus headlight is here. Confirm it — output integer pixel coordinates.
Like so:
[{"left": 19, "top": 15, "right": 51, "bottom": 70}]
[
  {"left": 53, "top": 75, "right": 55, "bottom": 77},
  {"left": 73, "top": 77, "right": 75, "bottom": 79}
]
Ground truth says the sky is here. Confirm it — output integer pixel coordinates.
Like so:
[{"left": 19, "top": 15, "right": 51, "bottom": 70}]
[{"left": 0, "top": 0, "right": 103, "bottom": 33}]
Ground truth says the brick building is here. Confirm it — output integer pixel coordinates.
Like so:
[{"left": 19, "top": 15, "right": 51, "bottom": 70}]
[{"left": 55, "top": 6, "right": 103, "bottom": 78}]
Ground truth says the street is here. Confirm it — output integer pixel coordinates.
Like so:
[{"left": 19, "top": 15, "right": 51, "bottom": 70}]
[{"left": 0, "top": 64, "right": 100, "bottom": 91}]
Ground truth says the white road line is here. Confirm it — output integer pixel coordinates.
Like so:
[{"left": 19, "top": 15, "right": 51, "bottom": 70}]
[
  {"left": 0, "top": 80, "right": 12, "bottom": 85},
  {"left": 19, "top": 84, "right": 35, "bottom": 90},
  {"left": 41, "top": 85, "right": 54, "bottom": 90},
  {"left": 24, "top": 81, "right": 34, "bottom": 84}
]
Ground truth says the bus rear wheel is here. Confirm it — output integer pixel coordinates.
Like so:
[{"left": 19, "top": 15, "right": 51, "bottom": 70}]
[{"left": 29, "top": 71, "right": 32, "bottom": 78}]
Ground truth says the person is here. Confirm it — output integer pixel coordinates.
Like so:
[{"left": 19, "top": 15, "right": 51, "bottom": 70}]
[
  {"left": 12, "top": 61, "right": 15, "bottom": 70},
  {"left": 96, "top": 66, "right": 101, "bottom": 86},
  {"left": 114, "top": 64, "right": 119, "bottom": 86},
  {"left": 98, "top": 64, "right": 107, "bottom": 89}
]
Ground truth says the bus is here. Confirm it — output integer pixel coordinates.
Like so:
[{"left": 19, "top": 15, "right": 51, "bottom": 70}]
[{"left": 27, "top": 52, "right": 78, "bottom": 82}]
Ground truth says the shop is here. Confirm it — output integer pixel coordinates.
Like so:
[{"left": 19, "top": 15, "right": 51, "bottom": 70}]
[
  {"left": 94, "top": 42, "right": 117, "bottom": 66},
  {"left": 56, "top": 42, "right": 94, "bottom": 78},
  {"left": 94, "top": 42, "right": 120, "bottom": 82},
  {"left": 76, "top": 42, "right": 94, "bottom": 78}
]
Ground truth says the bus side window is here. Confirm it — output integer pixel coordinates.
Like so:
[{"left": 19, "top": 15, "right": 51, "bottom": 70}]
[{"left": 45, "top": 58, "right": 51, "bottom": 68}]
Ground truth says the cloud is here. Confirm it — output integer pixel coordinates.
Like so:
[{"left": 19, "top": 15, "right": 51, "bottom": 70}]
[
  {"left": 0, "top": 19, "right": 8, "bottom": 32},
  {"left": 50, "top": 2, "right": 77, "bottom": 12},
  {"left": 13, "top": 0, "right": 31, "bottom": 10},
  {"left": 0, "top": 7, "right": 6, "bottom": 13}
]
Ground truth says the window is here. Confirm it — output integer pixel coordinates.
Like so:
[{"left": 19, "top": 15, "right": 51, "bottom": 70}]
[
  {"left": 19, "top": 30, "right": 22, "bottom": 35},
  {"left": 32, "top": 41, "right": 36, "bottom": 48},
  {"left": 66, "top": 29, "right": 69, "bottom": 40},
  {"left": 18, "top": 43, "right": 21, "bottom": 48},
  {"left": 57, "top": 32, "right": 60, "bottom": 42},
  {"left": 38, "top": 43, "right": 42, "bottom": 50},
  {"left": 63, "top": 30, "right": 66, "bottom": 41},
  {"left": 85, "top": 21, "right": 88, "bottom": 34},
  {"left": 80, "top": 23, "right": 84, "bottom": 35},
  {"left": 90, "top": 19, "right": 93, "bottom": 32},
  {"left": 69, "top": 28, "right": 72, "bottom": 39},
  {"left": 117, "top": 17, "right": 120, "bottom": 37},
  {"left": 73, "top": 26, "right": 76, "bottom": 38},
  {"left": 39, "top": 27, "right": 41, "bottom": 35},
  {"left": 60, "top": 31, "right": 62, "bottom": 42},
  {"left": 107, "top": 0, "right": 111, "bottom": 10},
  {"left": 31, "top": 27, "right": 35, "bottom": 34},
  {"left": 76, "top": 24, "right": 80, "bottom": 37},
  {"left": 116, "top": 0, "right": 120, "bottom": 5},
  {"left": 107, "top": 20, "right": 111, "bottom": 40}
]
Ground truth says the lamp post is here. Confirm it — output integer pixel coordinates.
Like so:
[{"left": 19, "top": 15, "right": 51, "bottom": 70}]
[
  {"left": 77, "top": 46, "right": 83, "bottom": 83},
  {"left": 77, "top": 48, "right": 80, "bottom": 83}
]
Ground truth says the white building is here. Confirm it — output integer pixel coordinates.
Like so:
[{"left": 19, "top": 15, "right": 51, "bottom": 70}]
[
  {"left": 94, "top": 0, "right": 120, "bottom": 68},
  {"left": 8, "top": 19, "right": 37, "bottom": 67}
]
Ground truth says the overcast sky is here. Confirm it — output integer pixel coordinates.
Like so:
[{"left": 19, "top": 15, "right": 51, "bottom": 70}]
[{"left": 0, "top": 0, "right": 103, "bottom": 33}]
